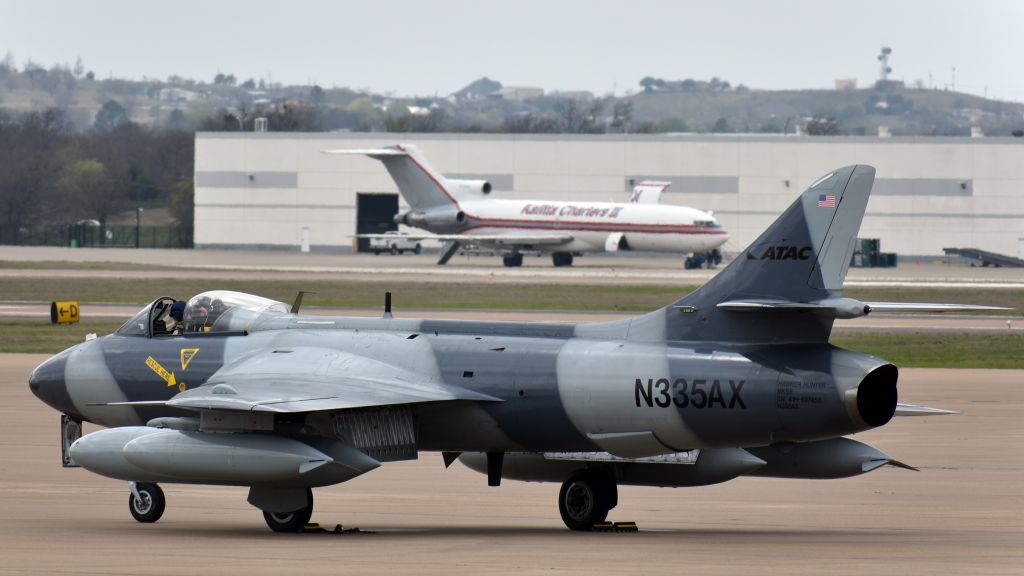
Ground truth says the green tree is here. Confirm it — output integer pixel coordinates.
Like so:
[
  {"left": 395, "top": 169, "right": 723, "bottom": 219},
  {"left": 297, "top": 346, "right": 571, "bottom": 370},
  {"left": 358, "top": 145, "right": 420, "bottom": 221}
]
[
  {"left": 711, "top": 117, "right": 732, "bottom": 133},
  {"left": 169, "top": 180, "right": 193, "bottom": 226},
  {"left": 654, "top": 117, "right": 688, "bottom": 133},
  {"left": 94, "top": 100, "right": 129, "bottom": 132},
  {"left": 58, "top": 159, "right": 115, "bottom": 225},
  {"left": 166, "top": 109, "right": 188, "bottom": 131},
  {"left": 169, "top": 180, "right": 194, "bottom": 247},
  {"left": 310, "top": 85, "right": 326, "bottom": 105}
]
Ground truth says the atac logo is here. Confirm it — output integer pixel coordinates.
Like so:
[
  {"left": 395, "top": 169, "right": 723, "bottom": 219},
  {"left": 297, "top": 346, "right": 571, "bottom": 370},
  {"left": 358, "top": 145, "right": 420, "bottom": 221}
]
[{"left": 745, "top": 244, "right": 814, "bottom": 261}]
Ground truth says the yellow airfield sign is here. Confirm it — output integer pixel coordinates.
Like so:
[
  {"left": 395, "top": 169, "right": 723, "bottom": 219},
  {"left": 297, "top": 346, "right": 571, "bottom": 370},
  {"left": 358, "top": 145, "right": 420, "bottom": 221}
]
[{"left": 51, "top": 301, "right": 80, "bottom": 324}]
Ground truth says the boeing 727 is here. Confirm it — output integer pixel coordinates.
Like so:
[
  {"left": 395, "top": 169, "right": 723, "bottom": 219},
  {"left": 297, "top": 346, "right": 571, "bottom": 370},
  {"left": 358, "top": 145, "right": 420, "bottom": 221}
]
[{"left": 327, "top": 145, "right": 729, "bottom": 267}]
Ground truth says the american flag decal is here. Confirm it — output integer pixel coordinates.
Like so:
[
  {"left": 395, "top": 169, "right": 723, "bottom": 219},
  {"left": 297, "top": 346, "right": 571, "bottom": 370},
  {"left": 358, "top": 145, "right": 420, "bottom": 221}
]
[{"left": 817, "top": 193, "right": 836, "bottom": 208}]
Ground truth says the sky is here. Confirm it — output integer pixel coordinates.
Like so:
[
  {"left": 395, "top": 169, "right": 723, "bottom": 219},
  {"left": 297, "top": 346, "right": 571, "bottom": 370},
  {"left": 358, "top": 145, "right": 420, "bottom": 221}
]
[{"left": 2, "top": 0, "right": 1022, "bottom": 101}]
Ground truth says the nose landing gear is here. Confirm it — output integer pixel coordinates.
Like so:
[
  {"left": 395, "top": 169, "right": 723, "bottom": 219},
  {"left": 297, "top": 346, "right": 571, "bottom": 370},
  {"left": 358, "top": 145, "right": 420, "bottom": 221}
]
[{"left": 128, "top": 482, "right": 165, "bottom": 523}]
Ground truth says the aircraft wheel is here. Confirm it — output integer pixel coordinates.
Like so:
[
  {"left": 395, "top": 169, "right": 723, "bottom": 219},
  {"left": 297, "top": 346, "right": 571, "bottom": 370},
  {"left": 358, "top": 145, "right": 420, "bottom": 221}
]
[
  {"left": 502, "top": 254, "right": 523, "bottom": 267},
  {"left": 373, "top": 249, "right": 381, "bottom": 255},
  {"left": 263, "top": 488, "right": 313, "bottom": 533},
  {"left": 552, "top": 252, "right": 574, "bottom": 267},
  {"left": 414, "top": 244, "right": 422, "bottom": 254},
  {"left": 129, "top": 482, "right": 165, "bottom": 523},
  {"left": 390, "top": 245, "right": 399, "bottom": 255},
  {"left": 684, "top": 257, "right": 695, "bottom": 269},
  {"left": 558, "top": 471, "right": 615, "bottom": 531}
]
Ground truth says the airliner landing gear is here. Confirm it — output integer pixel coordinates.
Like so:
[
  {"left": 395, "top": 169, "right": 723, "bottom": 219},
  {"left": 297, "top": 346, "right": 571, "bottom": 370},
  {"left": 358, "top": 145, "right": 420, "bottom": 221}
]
[
  {"left": 262, "top": 488, "right": 314, "bottom": 532},
  {"left": 551, "top": 252, "right": 574, "bottom": 267},
  {"left": 128, "top": 481, "right": 165, "bottom": 523},
  {"left": 502, "top": 253, "right": 524, "bottom": 267},
  {"left": 558, "top": 471, "right": 617, "bottom": 531},
  {"left": 684, "top": 249, "right": 723, "bottom": 270}
]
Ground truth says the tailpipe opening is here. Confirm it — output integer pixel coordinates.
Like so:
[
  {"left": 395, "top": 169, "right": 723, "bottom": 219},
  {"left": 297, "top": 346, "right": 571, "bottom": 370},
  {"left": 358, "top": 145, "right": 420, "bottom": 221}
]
[{"left": 850, "top": 364, "right": 898, "bottom": 428}]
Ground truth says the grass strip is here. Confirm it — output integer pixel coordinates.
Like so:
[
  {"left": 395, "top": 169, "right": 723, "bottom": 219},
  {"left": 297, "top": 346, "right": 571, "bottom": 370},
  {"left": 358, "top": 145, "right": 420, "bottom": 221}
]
[{"left": 4, "top": 276, "right": 1022, "bottom": 314}]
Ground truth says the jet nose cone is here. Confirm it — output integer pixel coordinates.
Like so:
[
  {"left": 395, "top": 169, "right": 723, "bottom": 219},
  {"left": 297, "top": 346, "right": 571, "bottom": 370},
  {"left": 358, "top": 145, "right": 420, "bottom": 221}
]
[{"left": 29, "top": 351, "right": 78, "bottom": 417}]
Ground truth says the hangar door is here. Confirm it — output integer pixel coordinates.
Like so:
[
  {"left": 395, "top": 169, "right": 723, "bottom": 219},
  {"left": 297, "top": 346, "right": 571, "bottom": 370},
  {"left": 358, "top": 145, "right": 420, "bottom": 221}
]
[{"left": 355, "top": 193, "right": 399, "bottom": 252}]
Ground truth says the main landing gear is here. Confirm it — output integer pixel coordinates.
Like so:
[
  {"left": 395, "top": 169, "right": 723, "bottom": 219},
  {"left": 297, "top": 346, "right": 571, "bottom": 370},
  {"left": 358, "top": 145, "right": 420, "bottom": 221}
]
[
  {"left": 557, "top": 471, "right": 617, "bottom": 531},
  {"left": 262, "top": 488, "right": 314, "bottom": 533},
  {"left": 684, "top": 249, "right": 723, "bottom": 270},
  {"left": 551, "top": 252, "right": 574, "bottom": 267},
  {"left": 124, "top": 482, "right": 315, "bottom": 532},
  {"left": 502, "top": 253, "right": 524, "bottom": 267}
]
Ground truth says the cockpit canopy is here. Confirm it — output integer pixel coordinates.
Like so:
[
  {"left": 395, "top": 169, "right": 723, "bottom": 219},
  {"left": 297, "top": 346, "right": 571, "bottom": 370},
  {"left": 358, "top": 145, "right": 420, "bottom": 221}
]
[{"left": 117, "top": 290, "right": 289, "bottom": 337}]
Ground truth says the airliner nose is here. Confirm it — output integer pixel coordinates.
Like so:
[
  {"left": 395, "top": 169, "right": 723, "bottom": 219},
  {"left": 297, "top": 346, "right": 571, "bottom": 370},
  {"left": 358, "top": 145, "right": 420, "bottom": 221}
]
[{"left": 29, "top": 350, "right": 79, "bottom": 417}]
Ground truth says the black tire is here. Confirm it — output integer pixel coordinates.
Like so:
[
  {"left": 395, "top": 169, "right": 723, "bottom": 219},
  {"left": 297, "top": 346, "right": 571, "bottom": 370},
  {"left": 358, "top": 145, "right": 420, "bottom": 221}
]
[
  {"left": 263, "top": 488, "right": 313, "bottom": 533},
  {"left": 502, "top": 254, "right": 523, "bottom": 267},
  {"left": 390, "top": 245, "right": 398, "bottom": 255},
  {"left": 684, "top": 257, "right": 695, "bottom": 269},
  {"left": 129, "top": 483, "right": 165, "bottom": 523},
  {"left": 558, "top": 472, "right": 615, "bottom": 531},
  {"left": 552, "top": 252, "right": 574, "bottom": 267},
  {"left": 414, "top": 244, "right": 422, "bottom": 255},
  {"left": 373, "top": 249, "right": 381, "bottom": 255}
]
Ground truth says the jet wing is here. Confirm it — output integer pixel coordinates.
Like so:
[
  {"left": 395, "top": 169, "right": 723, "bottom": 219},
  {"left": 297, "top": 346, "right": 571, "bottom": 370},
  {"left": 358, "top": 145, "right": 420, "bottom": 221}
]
[
  {"left": 110, "top": 347, "right": 501, "bottom": 413},
  {"left": 357, "top": 232, "right": 574, "bottom": 246}
]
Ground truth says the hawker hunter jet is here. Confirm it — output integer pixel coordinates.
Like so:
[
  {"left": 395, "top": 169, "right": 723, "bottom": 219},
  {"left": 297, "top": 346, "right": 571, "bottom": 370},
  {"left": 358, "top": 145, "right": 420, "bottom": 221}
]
[
  {"left": 31, "top": 165, "right": 994, "bottom": 532},
  {"left": 326, "top": 144, "right": 728, "bottom": 268}
]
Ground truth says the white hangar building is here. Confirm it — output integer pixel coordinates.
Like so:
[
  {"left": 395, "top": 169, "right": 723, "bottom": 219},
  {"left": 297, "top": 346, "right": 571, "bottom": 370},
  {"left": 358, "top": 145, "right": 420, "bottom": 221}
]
[{"left": 194, "top": 133, "right": 1024, "bottom": 257}]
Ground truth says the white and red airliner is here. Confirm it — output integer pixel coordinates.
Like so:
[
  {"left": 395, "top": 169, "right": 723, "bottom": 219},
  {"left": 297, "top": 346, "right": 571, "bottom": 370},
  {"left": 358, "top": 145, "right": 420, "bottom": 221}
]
[{"left": 326, "top": 144, "right": 729, "bottom": 267}]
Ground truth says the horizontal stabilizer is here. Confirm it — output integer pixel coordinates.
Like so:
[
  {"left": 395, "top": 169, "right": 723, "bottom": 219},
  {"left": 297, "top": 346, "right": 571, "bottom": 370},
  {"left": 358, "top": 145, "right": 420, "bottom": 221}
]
[
  {"left": 863, "top": 302, "right": 1010, "bottom": 313},
  {"left": 895, "top": 403, "right": 957, "bottom": 416},
  {"left": 717, "top": 298, "right": 1008, "bottom": 320},
  {"left": 717, "top": 297, "right": 871, "bottom": 319}
]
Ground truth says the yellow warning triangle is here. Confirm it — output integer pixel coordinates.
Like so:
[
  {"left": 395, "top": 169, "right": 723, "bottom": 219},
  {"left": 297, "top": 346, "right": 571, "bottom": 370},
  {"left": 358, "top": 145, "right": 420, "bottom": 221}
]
[{"left": 180, "top": 348, "right": 199, "bottom": 371}]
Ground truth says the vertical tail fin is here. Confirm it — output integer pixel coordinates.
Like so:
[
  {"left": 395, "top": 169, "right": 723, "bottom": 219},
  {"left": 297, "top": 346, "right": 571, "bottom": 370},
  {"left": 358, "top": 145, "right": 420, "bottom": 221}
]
[
  {"left": 589, "top": 165, "right": 875, "bottom": 345},
  {"left": 669, "top": 165, "right": 875, "bottom": 343},
  {"left": 323, "top": 144, "right": 456, "bottom": 211}
]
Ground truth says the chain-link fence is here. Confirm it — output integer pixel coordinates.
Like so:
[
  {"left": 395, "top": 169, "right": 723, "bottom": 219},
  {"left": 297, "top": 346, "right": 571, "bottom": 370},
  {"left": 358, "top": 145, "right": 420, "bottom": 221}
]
[{"left": 8, "top": 223, "right": 193, "bottom": 249}]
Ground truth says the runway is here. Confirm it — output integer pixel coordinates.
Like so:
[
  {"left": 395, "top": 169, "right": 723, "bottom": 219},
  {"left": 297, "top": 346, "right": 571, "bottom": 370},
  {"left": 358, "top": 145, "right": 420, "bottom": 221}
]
[
  {"left": 2, "top": 245, "right": 1023, "bottom": 288},
  {"left": 2, "top": 353, "right": 1022, "bottom": 575}
]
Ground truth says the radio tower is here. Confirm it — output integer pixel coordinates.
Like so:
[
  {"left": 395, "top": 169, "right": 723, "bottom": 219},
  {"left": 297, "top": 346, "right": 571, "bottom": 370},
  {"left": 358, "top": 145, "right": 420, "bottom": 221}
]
[{"left": 877, "top": 47, "right": 893, "bottom": 80}]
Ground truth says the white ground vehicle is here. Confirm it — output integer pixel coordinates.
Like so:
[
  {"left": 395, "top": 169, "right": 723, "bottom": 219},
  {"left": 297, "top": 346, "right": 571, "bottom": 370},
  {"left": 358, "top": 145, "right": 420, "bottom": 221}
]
[{"left": 369, "top": 231, "right": 422, "bottom": 255}]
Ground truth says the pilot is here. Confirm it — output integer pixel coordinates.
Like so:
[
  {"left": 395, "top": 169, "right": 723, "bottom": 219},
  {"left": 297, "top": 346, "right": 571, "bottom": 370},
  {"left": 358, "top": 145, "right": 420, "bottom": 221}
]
[
  {"left": 184, "top": 296, "right": 211, "bottom": 332},
  {"left": 206, "top": 298, "right": 227, "bottom": 329},
  {"left": 168, "top": 300, "right": 186, "bottom": 334}
]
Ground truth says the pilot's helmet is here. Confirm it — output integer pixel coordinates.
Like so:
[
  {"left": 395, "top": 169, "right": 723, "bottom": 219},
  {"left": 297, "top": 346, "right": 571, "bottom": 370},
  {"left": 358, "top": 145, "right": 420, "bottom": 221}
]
[{"left": 169, "top": 300, "right": 186, "bottom": 322}]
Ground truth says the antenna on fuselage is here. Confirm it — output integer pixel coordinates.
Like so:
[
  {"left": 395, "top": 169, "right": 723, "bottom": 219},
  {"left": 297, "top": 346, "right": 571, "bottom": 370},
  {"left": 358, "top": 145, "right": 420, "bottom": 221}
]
[
  {"left": 384, "top": 291, "right": 393, "bottom": 319},
  {"left": 291, "top": 291, "right": 315, "bottom": 314}
]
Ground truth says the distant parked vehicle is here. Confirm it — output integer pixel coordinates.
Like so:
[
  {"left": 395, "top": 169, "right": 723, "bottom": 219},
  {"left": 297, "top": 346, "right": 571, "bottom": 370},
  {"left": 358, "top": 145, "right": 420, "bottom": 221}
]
[{"left": 369, "top": 231, "right": 422, "bottom": 255}]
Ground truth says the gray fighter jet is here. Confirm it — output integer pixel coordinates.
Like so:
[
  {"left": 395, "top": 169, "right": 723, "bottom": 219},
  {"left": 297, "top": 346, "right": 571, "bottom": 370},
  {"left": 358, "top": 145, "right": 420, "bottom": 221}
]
[{"left": 30, "top": 165, "right": 990, "bottom": 532}]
